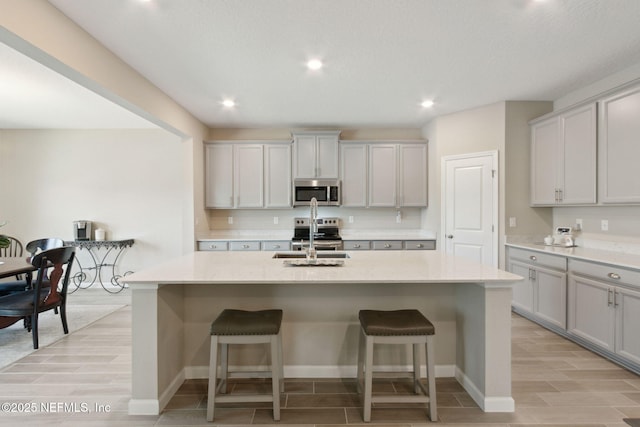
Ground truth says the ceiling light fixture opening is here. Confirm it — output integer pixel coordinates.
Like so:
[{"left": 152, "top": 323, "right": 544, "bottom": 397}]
[
  {"left": 222, "top": 99, "right": 236, "bottom": 108},
  {"left": 421, "top": 100, "right": 435, "bottom": 108},
  {"left": 306, "top": 59, "right": 323, "bottom": 71}
]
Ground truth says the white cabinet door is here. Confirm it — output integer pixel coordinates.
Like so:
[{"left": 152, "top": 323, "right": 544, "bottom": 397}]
[
  {"left": 205, "top": 144, "right": 234, "bottom": 208},
  {"left": 293, "top": 134, "right": 317, "bottom": 178},
  {"left": 369, "top": 144, "right": 397, "bottom": 207},
  {"left": 399, "top": 144, "right": 427, "bottom": 207},
  {"left": 317, "top": 135, "right": 339, "bottom": 178},
  {"left": 615, "top": 286, "right": 640, "bottom": 365},
  {"left": 510, "top": 261, "right": 534, "bottom": 313},
  {"left": 530, "top": 103, "right": 596, "bottom": 206},
  {"left": 340, "top": 144, "right": 368, "bottom": 207},
  {"left": 234, "top": 145, "right": 263, "bottom": 208},
  {"left": 561, "top": 104, "right": 597, "bottom": 204},
  {"left": 530, "top": 117, "right": 559, "bottom": 205},
  {"left": 264, "top": 144, "right": 291, "bottom": 208},
  {"left": 600, "top": 85, "right": 640, "bottom": 203},
  {"left": 568, "top": 275, "right": 615, "bottom": 351},
  {"left": 534, "top": 266, "right": 567, "bottom": 329},
  {"left": 293, "top": 131, "right": 340, "bottom": 178}
]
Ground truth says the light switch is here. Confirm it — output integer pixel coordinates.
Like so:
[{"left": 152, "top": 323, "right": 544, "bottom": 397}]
[
  {"left": 509, "top": 217, "right": 516, "bottom": 228},
  {"left": 228, "top": 216, "right": 233, "bottom": 225}
]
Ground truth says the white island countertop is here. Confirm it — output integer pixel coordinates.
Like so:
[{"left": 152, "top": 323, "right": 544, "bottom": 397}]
[
  {"left": 125, "top": 250, "right": 521, "bottom": 417},
  {"left": 125, "top": 250, "right": 519, "bottom": 286}
]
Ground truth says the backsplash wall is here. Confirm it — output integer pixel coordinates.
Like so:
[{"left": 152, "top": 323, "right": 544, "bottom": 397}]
[
  {"left": 553, "top": 205, "right": 640, "bottom": 244},
  {"left": 207, "top": 207, "right": 424, "bottom": 232}
]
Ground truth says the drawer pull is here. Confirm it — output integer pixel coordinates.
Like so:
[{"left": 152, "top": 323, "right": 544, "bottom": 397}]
[
  {"left": 529, "top": 255, "right": 537, "bottom": 261},
  {"left": 416, "top": 244, "right": 424, "bottom": 248},
  {"left": 209, "top": 244, "right": 217, "bottom": 249},
  {"left": 353, "top": 244, "right": 361, "bottom": 248},
  {"left": 242, "top": 244, "right": 250, "bottom": 249},
  {"left": 384, "top": 244, "right": 392, "bottom": 248},
  {"left": 608, "top": 272, "right": 621, "bottom": 280},
  {"left": 273, "top": 245, "right": 280, "bottom": 249}
]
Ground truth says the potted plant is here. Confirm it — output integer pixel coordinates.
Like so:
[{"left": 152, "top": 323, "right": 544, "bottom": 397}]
[{"left": 0, "top": 221, "right": 10, "bottom": 249}]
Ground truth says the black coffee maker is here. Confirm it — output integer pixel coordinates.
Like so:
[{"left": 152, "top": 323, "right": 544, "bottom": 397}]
[{"left": 73, "top": 220, "right": 92, "bottom": 241}]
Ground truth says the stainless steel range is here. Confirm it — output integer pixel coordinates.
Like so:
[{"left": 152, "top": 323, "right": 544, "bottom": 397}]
[{"left": 291, "top": 217, "right": 343, "bottom": 251}]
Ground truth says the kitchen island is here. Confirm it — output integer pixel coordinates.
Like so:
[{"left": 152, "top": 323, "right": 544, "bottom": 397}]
[{"left": 124, "top": 250, "right": 521, "bottom": 415}]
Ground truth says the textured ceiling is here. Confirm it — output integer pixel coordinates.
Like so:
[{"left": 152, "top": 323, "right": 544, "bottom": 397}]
[{"left": 7, "top": 0, "right": 640, "bottom": 129}]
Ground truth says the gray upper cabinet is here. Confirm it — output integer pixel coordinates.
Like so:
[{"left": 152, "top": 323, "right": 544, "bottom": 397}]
[
  {"left": 530, "top": 103, "right": 597, "bottom": 206},
  {"left": 600, "top": 84, "right": 640, "bottom": 204},
  {"left": 205, "top": 141, "right": 291, "bottom": 209},
  {"left": 292, "top": 131, "right": 340, "bottom": 179}
]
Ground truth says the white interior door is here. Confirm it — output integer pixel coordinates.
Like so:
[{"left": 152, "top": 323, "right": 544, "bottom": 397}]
[{"left": 442, "top": 151, "right": 498, "bottom": 266}]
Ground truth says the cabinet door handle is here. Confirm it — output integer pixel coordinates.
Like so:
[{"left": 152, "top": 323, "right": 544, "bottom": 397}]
[
  {"left": 608, "top": 288, "right": 614, "bottom": 307},
  {"left": 555, "top": 189, "right": 559, "bottom": 203},
  {"left": 614, "top": 290, "right": 619, "bottom": 307},
  {"left": 446, "top": 235, "right": 454, "bottom": 239},
  {"left": 558, "top": 188, "right": 563, "bottom": 202},
  {"left": 608, "top": 272, "right": 621, "bottom": 280}
]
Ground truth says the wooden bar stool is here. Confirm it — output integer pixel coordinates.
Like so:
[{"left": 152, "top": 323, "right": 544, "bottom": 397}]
[
  {"left": 206, "top": 309, "right": 284, "bottom": 422},
  {"left": 357, "top": 309, "right": 437, "bottom": 422}
]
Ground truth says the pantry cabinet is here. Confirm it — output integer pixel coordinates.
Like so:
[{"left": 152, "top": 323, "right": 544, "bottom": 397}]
[
  {"left": 205, "top": 141, "right": 290, "bottom": 209},
  {"left": 599, "top": 83, "right": 640, "bottom": 203},
  {"left": 292, "top": 131, "right": 340, "bottom": 179},
  {"left": 530, "top": 103, "right": 597, "bottom": 206}
]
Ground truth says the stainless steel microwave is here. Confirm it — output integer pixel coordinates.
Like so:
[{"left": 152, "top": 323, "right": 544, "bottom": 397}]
[{"left": 293, "top": 179, "right": 341, "bottom": 206}]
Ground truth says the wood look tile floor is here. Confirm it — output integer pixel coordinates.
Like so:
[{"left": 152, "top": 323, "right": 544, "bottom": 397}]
[{"left": 0, "top": 299, "right": 639, "bottom": 426}]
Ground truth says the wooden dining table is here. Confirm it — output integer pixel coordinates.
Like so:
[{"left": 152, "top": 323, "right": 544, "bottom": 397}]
[
  {"left": 0, "top": 257, "right": 36, "bottom": 328},
  {"left": 0, "top": 257, "right": 35, "bottom": 280}
]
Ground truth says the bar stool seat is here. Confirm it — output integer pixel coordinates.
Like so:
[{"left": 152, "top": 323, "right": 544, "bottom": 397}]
[
  {"left": 206, "top": 309, "right": 284, "bottom": 422},
  {"left": 357, "top": 309, "right": 437, "bottom": 422}
]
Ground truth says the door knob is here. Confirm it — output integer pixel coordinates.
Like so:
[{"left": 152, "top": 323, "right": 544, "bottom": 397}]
[{"left": 446, "top": 235, "right": 454, "bottom": 239}]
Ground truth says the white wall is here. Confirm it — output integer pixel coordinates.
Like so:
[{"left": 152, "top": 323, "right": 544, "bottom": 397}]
[{"left": 0, "top": 129, "right": 184, "bottom": 273}]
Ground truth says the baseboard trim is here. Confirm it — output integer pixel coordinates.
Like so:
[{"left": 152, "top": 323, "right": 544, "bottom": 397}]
[{"left": 455, "top": 367, "right": 514, "bottom": 412}]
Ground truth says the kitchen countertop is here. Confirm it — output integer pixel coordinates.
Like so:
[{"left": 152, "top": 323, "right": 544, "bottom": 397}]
[
  {"left": 124, "top": 250, "right": 517, "bottom": 286},
  {"left": 197, "top": 229, "right": 437, "bottom": 241},
  {"left": 505, "top": 240, "right": 640, "bottom": 270}
]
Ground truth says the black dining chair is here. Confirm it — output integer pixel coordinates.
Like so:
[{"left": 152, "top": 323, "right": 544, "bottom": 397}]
[
  {"left": 0, "top": 237, "right": 64, "bottom": 297},
  {"left": 0, "top": 246, "right": 75, "bottom": 349}
]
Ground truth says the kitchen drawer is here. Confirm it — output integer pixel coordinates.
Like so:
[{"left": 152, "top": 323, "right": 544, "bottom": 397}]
[
  {"left": 343, "top": 240, "right": 371, "bottom": 250},
  {"left": 508, "top": 247, "right": 567, "bottom": 271},
  {"left": 372, "top": 240, "right": 403, "bottom": 250},
  {"left": 198, "top": 241, "right": 228, "bottom": 251},
  {"left": 570, "top": 258, "right": 640, "bottom": 289},
  {"left": 262, "top": 241, "right": 291, "bottom": 251},
  {"left": 229, "top": 241, "right": 261, "bottom": 251},
  {"left": 404, "top": 240, "right": 436, "bottom": 250}
]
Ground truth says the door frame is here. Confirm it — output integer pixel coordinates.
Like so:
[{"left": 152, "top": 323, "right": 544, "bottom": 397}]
[{"left": 441, "top": 150, "right": 499, "bottom": 267}]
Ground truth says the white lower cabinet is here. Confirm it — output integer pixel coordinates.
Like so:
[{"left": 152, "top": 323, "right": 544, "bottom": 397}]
[
  {"left": 509, "top": 253, "right": 567, "bottom": 329},
  {"left": 568, "top": 259, "right": 640, "bottom": 366}
]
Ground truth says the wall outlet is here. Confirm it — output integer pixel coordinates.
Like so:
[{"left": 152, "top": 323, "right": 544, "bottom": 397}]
[
  {"left": 348, "top": 216, "right": 354, "bottom": 224},
  {"left": 273, "top": 216, "right": 279, "bottom": 225},
  {"left": 601, "top": 219, "right": 608, "bottom": 231},
  {"left": 509, "top": 217, "right": 516, "bottom": 228},
  {"left": 228, "top": 216, "right": 233, "bottom": 225},
  {"left": 575, "top": 218, "right": 583, "bottom": 231}
]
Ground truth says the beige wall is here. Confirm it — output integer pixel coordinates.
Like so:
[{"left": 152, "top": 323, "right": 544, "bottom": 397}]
[{"left": 0, "top": 129, "right": 184, "bottom": 273}]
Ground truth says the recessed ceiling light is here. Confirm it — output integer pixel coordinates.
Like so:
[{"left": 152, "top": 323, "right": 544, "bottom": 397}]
[
  {"left": 222, "top": 99, "right": 236, "bottom": 108},
  {"left": 306, "top": 59, "right": 323, "bottom": 71},
  {"left": 421, "top": 100, "right": 435, "bottom": 108}
]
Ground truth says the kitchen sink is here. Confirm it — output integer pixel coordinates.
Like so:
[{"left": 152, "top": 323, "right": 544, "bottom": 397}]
[{"left": 272, "top": 252, "right": 350, "bottom": 259}]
